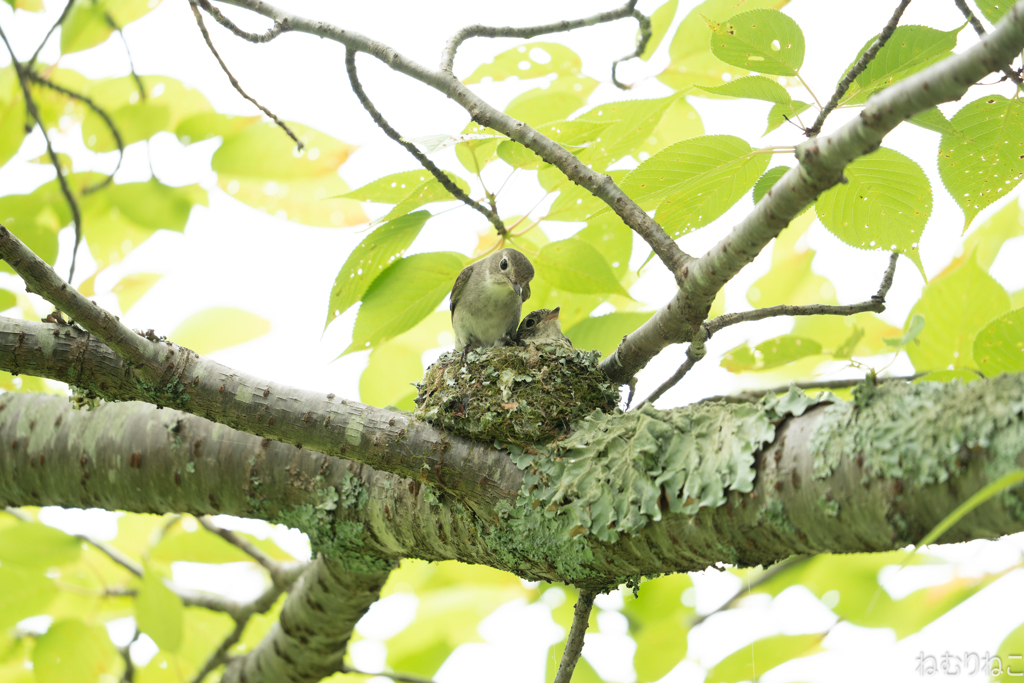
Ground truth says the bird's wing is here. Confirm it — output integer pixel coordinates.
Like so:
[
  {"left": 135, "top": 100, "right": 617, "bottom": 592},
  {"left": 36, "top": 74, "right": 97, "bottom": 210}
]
[
  {"left": 521, "top": 282, "right": 531, "bottom": 303},
  {"left": 449, "top": 263, "right": 474, "bottom": 317}
]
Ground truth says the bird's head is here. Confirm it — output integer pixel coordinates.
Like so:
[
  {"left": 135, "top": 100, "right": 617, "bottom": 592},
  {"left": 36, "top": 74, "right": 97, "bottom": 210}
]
[{"left": 494, "top": 248, "right": 534, "bottom": 302}]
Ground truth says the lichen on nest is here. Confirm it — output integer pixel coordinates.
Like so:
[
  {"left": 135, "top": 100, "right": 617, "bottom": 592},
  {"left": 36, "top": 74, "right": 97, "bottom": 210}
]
[{"left": 414, "top": 344, "right": 620, "bottom": 444}]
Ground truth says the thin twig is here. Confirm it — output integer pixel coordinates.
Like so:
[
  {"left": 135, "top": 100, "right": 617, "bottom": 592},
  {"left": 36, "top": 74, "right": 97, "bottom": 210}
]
[
  {"left": 104, "top": 12, "right": 146, "bottom": 100},
  {"left": 345, "top": 48, "right": 507, "bottom": 235},
  {"left": 611, "top": 9, "right": 651, "bottom": 90},
  {"left": 690, "top": 557, "right": 809, "bottom": 626},
  {"left": 441, "top": 1, "right": 639, "bottom": 73},
  {"left": 26, "top": 0, "right": 76, "bottom": 71},
  {"left": 188, "top": 0, "right": 304, "bottom": 150},
  {"left": 199, "top": 515, "right": 306, "bottom": 586},
  {"left": 84, "top": 537, "right": 144, "bottom": 576},
  {"left": 339, "top": 666, "right": 438, "bottom": 683},
  {"left": 637, "top": 326, "right": 708, "bottom": 407},
  {"left": 196, "top": 0, "right": 286, "bottom": 43},
  {"left": 806, "top": 0, "right": 913, "bottom": 136},
  {"left": 954, "top": 0, "right": 1023, "bottom": 84},
  {"left": 699, "top": 373, "right": 925, "bottom": 405},
  {"left": 0, "top": 26, "right": 84, "bottom": 282},
  {"left": 554, "top": 588, "right": 598, "bottom": 683},
  {"left": 119, "top": 628, "right": 141, "bottom": 683},
  {"left": 26, "top": 72, "right": 125, "bottom": 194},
  {"left": 706, "top": 251, "right": 899, "bottom": 336}
]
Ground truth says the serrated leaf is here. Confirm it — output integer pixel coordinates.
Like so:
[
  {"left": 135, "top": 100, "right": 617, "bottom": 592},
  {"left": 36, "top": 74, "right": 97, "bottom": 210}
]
[
  {"left": 455, "top": 122, "right": 504, "bottom": 174},
  {"left": 346, "top": 252, "right": 468, "bottom": 355},
  {"left": 361, "top": 312, "right": 450, "bottom": 410},
  {"left": 659, "top": 0, "right": 790, "bottom": 91},
  {"left": 721, "top": 335, "right": 822, "bottom": 372},
  {"left": 344, "top": 170, "right": 448, "bottom": 204},
  {"left": 706, "top": 633, "right": 824, "bottom": 683},
  {"left": 111, "top": 273, "right": 162, "bottom": 313},
  {"left": 534, "top": 239, "right": 630, "bottom": 296},
  {"left": 747, "top": 212, "right": 831, "bottom": 309},
  {"left": 505, "top": 74, "right": 599, "bottom": 126},
  {"left": 838, "top": 24, "right": 962, "bottom": 107},
  {"left": 815, "top": 147, "right": 931, "bottom": 275},
  {"left": 938, "top": 95, "right": 1024, "bottom": 233},
  {"left": 976, "top": 0, "right": 1010, "bottom": 23},
  {"left": 697, "top": 75, "right": 792, "bottom": 103},
  {"left": 959, "top": 199, "right": 1024, "bottom": 271},
  {"left": 973, "top": 307, "right": 1024, "bottom": 376},
  {"left": 636, "top": 97, "right": 705, "bottom": 157},
  {"left": 374, "top": 173, "right": 472, "bottom": 224},
  {"left": 33, "top": 619, "right": 119, "bottom": 683},
  {"left": 0, "top": 523, "right": 81, "bottom": 568},
  {"left": 326, "top": 212, "right": 430, "bottom": 328},
  {"left": 170, "top": 307, "right": 271, "bottom": 355},
  {"left": 620, "top": 134, "right": 768, "bottom": 237},
  {"left": 566, "top": 312, "right": 654, "bottom": 357},
  {"left": 465, "top": 43, "right": 583, "bottom": 83},
  {"left": 136, "top": 566, "right": 184, "bottom": 652},
  {"left": 908, "top": 106, "right": 962, "bottom": 137},
  {"left": 905, "top": 253, "right": 1009, "bottom": 372},
  {"left": 707, "top": 9, "right": 805, "bottom": 77},
  {"left": 752, "top": 166, "right": 790, "bottom": 204},
  {"left": 575, "top": 95, "right": 681, "bottom": 169},
  {"left": 641, "top": 0, "right": 678, "bottom": 60},
  {"left": 764, "top": 99, "right": 810, "bottom": 134},
  {"left": 0, "top": 565, "right": 57, "bottom": 630},
  {"left": 61, "top": 0, "right": 162, "bottom": 54}
]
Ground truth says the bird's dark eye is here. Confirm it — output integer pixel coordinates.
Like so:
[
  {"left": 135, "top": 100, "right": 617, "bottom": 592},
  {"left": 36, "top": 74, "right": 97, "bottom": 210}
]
[
  {"left": 525, "top": 319, "right": 535, "bottom": 328},
  {"left": 500, "top": 258, "right": 508, "bottom": 270}
]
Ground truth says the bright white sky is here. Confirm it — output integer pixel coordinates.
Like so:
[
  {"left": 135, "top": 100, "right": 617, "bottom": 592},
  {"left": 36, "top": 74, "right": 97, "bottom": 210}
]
[{"left": 3, "top": 1, "right": 1024, "bottom": 681}]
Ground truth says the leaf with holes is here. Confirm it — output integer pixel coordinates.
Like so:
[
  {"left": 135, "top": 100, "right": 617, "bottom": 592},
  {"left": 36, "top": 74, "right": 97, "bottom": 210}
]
[
  {"left": 721, "top": 335, "right": 822, "bottom": 372},
  {"left": 752, "top": 166, "right": 790, "bottom": 204},
  {"left": 815, "top": 147, "right": 931, "bottom": 275},
  {"left": 464, "top": 43, "right": 583, "bottom": 83},
  {"left": 697, "top": 75, "right": 791, "bottom": 103},
  {"left": 838, "top": 24, "right": 962, "bottom": 107},
  {"left": 938, "top": 95, "right": 1024, "bottom": 233},
  {"left": 706, "top": 9, "right": 805, "bottom": 77},
  {"left": 574, "top": 95, "right": 681, "bottom": 169},
  {"left": 326, "top": 211, "right": 430, "bottom": 328},
  {"left": 373, "top": 174, "right": 472, "bottom": 224},
  {"left": 343, "top": 170, "right": 448, "bottom": 203},
  {"left": 975, "top": 0, "right": 1010, "bottom": 24},
  {"left": 620, "top": 135, "right": 768, "bottom": 238},
  {"left": 503, "top": 74, "right": 599, "bottom": 126}
]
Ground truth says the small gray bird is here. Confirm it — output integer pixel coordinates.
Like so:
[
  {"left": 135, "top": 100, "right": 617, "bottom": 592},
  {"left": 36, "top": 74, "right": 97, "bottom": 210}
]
[
  {"left": 450, "top": 248, "right": 535, "bottom": 352},
  {"left": 517, "top": 307, "right": 572, "bottom": 348}
]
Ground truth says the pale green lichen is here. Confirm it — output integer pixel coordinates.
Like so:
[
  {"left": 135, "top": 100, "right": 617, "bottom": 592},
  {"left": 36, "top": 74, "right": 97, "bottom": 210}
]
[
  {"left": 809, "top": 375, "right": 1024, "bottom": 485},
  {"left": 818, "top": 494, "right": 840, "bottom": 518},
  {"left": 763, "top": 499, "right": 797, "bottom": 535},
  {"left": 338, "top": 471, "right": 368, "bottom": 510}
]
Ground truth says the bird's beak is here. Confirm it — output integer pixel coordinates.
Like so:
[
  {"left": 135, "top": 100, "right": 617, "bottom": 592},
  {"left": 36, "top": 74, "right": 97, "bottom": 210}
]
[
  {"left": 544, "top": 307, "right": 560, "bottom": 322},
  {"left": 508, "top": 278, "right": 523, "bottom": 298}
]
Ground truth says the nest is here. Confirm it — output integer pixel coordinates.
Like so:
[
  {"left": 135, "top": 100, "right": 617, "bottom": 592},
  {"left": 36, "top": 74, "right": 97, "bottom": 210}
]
[{"left": 414, "top": 344, "right": 620, "bottom": 445}]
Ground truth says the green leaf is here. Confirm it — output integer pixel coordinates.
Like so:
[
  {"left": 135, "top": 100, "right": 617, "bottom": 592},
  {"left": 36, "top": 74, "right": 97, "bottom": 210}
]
[
  {"left": 747, "top": 212, "right": 832, "bottom": 308},
  {"left": 993, "top": 621, "right": 1024, "bottom": 681},
  {"left": 541, "top": 168, "right": 629, "bottom": 223},
  {"left": 921, "top": 470, "right": 1024, "bottom": 547},
  {"left": 815, "top": 147, "right": 931, "bottom": 275},
  {"left": 360, "top": 312, "right": 451, "bottom": 410},
  {"left": 213, "top": 121, "right": 367, "bottom": 227},
  {"left": 0, "top": 288, "right": 15, "bottom": 312},
  {"left": 905, "top": 253, "right": 1010, "bottom": 372},
  {"left": 721, "top": 335, "right": 822, "bottom": 372},
  {"left": 455, "top": 122, "right": 504, "bottom": 175},
  {"left": 111, "top": 273, "right": 162, "bottom": 313},
  {"left": 533, "top": 239, "right": 630, "bottom": 296},
  {"left": 0, "top": 68, "right": 27, "bottom": 169},
  {"left": 938, "top": 95, "right": 1024, "bottom": 232},
  {"left": 504, "top": 74, "right": 599, "bottom": 126},
  {"left": 837, "top": 25, "right": 962, "bottom": 107},
  {"left": 374, "top": 173, "right": 472, "bottom": 225},
  {"left": 697, "top": 75, "right": 791, "bottom": 103},
  {"left": 973, "top": 307, "right": 1024, "bottom": 376},
  {"left": 752, "top": 166, "right": 790, "bottom": 204},
  {"left": 659, "top": 0, "right": 791, "bottom": 91},
  {"left": 974, "top": 0, "right": 1009, "bottom": 25},
  {"left": 61, "top": 0, "right": 162, "bottom": 54},
  {"left": 33, "top": 619, "right": 119, "bottom": 683},
  {"left": 464, "top": 43, "right": 584, "bottom": 83},
  {"left": 883, "top": 313, "right": 925, "bottom": 347},
  {"left": 344, "top": 170, "right": 448, "bottom": 203},
  {"left": 705, "top": 633, "right": 824, "bottom": 682},
  {"left": 149, "top": 524, "right": 293, "bottom": 564},
  {"left": 169, "top": 307, "right": 271, "bottom": 355},
  {"left": 764, "top": 99, "right": 810, "bottom": 135},
  {"left": 175, "top": 112, "right": 259, "bottom": 144},
  {"left": 136, "top": 566, "right": 184, "bottom": 652},
  {"left": 0, "top": 523, "right": 81, "bottom": 568},
  {"left": 908, "top": 106, "right": 962, "bottom": 137},
  {"left": 326, "top": 211, "right": 431, "bottom": 328},
  {"left": 707, "top": 9, "right": 805, "bottom": 77},
  {"left": 620, "top": 134, "right": 769, "bottom": 237},
  {"left": 5, "top": 0, "right": 44, "bottom": 9},
  {"left": 959, "top": 199, "right": 1024, "bottom": 270},
  {"left": 641, "top": 0, "right": 678, "bottom": 60},
  {"left": 0, "top": 565, "right": 57, "bottom": 630},
  {"left": 623, "top": 575, "right": 693, "bottom": 681},
  {"left": 574, "top": 213, "right": 633, "bottom": 278},
  {"left": 575, "top": 95, "right": 681, "bottom": 169},
  {"left": 635, "top": 97, "right": 705, "bottom": 158},
  {"left": 566, "top": 312, "right": 654, "bottom": 357},
  {"left": 346, "top": 252, "right": 468, "bottom": 355}
]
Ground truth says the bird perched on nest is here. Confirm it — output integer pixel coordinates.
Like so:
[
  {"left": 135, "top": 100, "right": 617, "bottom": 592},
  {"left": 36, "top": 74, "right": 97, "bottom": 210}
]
[
  {"left": 450, "top": 248, "right": 534, "bottom": 352},
  {"left": 517, "top": 307, "right": 572, "bottom": 348}
]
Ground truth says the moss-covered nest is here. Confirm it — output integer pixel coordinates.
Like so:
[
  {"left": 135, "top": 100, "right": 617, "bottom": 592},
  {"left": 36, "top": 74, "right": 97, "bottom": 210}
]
[{"left": 414, "top": 344, "right": 620, "bottom": 444}]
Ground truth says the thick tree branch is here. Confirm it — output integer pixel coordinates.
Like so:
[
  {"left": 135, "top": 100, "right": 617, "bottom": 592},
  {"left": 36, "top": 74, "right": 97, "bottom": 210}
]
[
  {"left": 554, "top": 588, "right": 597, "bottom": 683},
  {"left": 598, "top": 4, "right": 1024, "bottom": 384},
  {"left": 189, "top": 0, "right": 303, "bottom": 150},
  {"left": 213, "top": 0, "right": 691, "bottom": 276},
  {"left": 805, "top": 0, "right": 913, "bottom": 137},
  {"left": 345, "top": 48, "right": 506, "bottom": 235},
  {"left": 195, "top": 0, "right": 286, "bottom": 43}
]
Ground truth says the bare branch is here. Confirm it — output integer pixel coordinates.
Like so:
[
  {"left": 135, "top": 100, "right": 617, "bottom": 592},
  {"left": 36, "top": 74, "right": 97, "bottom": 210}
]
[
  {"left": 440, "top": 1, "right": 639, "bottom": 73},
  {"left": 705, "top": 251, "right": 898, "bottom": 335},
  {"left": 554, "top": 588, "right": 598, "bottom": 683},
  {"left": 690, "top": 557, "right": 810, "bottom": 626},
  {"left": 699, "top": 373, "right": 926, "bottom": 405},
  {"left": 104, "top": 12, "right": 146, "bottom": 100},
  {"left": 196, "top": 0, "right": 285, "bottom": 43},
  {"left": 806, "top": 0, "right": 913, "bottom": 136},
  {"left": 611, "top": 9, "right": 651, "bottom": 90},
  {"left": 198, "top": 515, "right": 307, "bottom": 586},
  {"left": 956, "top": 0, "right": 990, "bottom": 36},
  {"left": 119, "top": 628, "right": 141, "bottom": 683},
  {"left": 339, "top": 666, "right": 437, "bottom": 683},
  {"left": 188, "top": 0, "right": 304, "bottom": 150},
  {"left": 26, "top": 0, "right": 76, "bottom": 71},
  {"left": 26, "top": 72, "right": 125, "bottom": 194},
  {"left": 345, "top": 49, "right": 507, "bottom": 235},
  {"left": 637, "top": 327, "right": 708, "bottom": 407},
  {"left": 83, "top": 536, "right": 144, "bottom": 577},
  {"left": 0, "top": 27, "right": 85, "bottom": 282}
]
